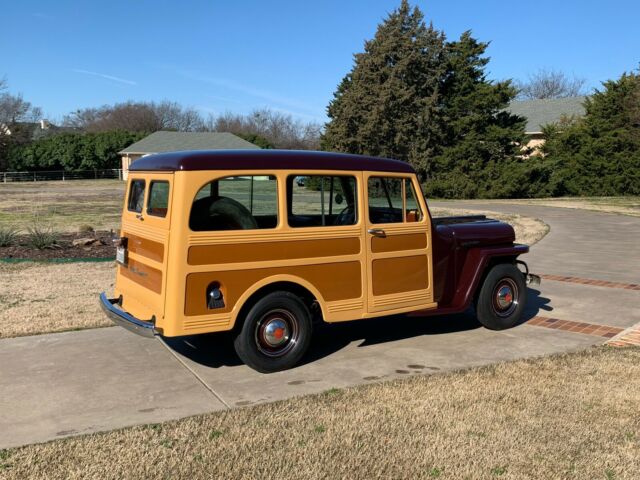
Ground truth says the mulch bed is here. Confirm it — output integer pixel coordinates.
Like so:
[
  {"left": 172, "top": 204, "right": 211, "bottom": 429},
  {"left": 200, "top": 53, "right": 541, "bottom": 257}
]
[{"left": 0, "top": 231, "right": 116, "bottom": 260}]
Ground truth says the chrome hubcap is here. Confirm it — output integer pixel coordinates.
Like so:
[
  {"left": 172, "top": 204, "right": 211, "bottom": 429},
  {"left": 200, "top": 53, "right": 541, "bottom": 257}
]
[
  {"left": 255, "top": 310, "right": 298, "bottom": 358},
  {"left": 492, "top": 278, "right": 518, "bottom": 317},
  {"left": 263, "top": 318, "right": 289, "bottom": 347}
]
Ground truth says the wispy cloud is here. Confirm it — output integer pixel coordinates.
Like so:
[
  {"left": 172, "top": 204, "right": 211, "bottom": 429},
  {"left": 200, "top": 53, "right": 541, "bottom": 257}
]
[
  {"left": 32, "top": 12, "right": 54, "bottom": 20},
  {"left": 72, "top": 69, "right": 137, "bottom": 86},
  {"left": 156, "top": 64, "right": 323, "bottom": 120}
]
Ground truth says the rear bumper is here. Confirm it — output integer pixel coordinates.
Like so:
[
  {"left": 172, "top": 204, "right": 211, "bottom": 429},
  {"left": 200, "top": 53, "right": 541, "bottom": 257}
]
[{"left": 99, "top": 292, "right": 158, "bottom": 338}]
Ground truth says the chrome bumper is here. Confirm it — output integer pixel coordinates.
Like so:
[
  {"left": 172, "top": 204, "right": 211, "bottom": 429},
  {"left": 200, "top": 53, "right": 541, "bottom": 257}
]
[
  {"left": 526, "top": 273, "right": 541, "bottom": 286},
  {"left": 516, "top": 260, "right": 541, "bottom": 286},
  {"left": 99, "top": 292, "right": 158, "bottom": 338}
]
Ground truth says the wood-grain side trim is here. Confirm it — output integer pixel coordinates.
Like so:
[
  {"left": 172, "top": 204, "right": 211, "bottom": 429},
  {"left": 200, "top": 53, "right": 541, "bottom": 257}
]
[
  {"left": 124, "top": 232, "right": 164, "bottom": 263},
  {"left": 371, "top": 233, "right": 427, "bottom": 253},
  {"left": 185, "top": 262, "right": 362, "bottom": 316},
  {"left": 371, "top": 255, "right": 429, "bottom": 296},
  {"left": 119, "top": 258, "right": 163, "bottom": 294},
  {"left": 188, "top": 237, "right": 360, "bottom": 265}
]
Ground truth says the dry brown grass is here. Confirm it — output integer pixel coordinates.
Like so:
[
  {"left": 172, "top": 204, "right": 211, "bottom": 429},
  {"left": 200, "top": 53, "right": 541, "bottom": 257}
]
[
  {"left": 1, "top": 347, "right": 638, "bottom": 479},
  {"left": 0, "top": 180, "right": 124, "bottom": 233},
  {"left": 0, "top": 261, "right": 114, "bottom": 338},
  {"left": 430, "top": 207, "right": 549, "bottom": 246},
  {"left": 488, "top": 196, "right": 640, "bottom": 217}
]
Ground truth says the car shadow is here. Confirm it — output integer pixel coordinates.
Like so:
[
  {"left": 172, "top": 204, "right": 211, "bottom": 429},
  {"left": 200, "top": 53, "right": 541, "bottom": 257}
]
[
  {"left": 163, "top": 286, "right": 551, "bottom": 370},
  {"left": 521, "top": 287, "right": 552, "bottom": 323}
]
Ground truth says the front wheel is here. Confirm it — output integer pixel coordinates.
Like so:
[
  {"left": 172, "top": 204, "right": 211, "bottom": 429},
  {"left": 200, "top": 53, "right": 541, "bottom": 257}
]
[
  {"left": 475, "top": 263, "right": 527, "bottom": 330},
  {"left": 233, "top": 291, "right": 312, "bottom": 373}
]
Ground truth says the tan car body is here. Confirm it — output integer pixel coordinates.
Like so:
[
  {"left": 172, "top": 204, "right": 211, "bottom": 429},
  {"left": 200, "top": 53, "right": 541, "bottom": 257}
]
[{"left": 115, "top": 168, "right": 436, "bottom": 337}]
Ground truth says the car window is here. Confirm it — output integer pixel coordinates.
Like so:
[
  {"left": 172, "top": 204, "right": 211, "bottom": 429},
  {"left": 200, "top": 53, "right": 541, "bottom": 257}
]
[
  {"left": 127, "top": 179, "right": 145, "bottom": 213},
  {"left": 368, "top": 177, "right": 403, "bottom": 223},
  {"left": 147, "top": 181, "right": 170, "bottom": 217},
  {"left": 368, "top": 177, "right": 422, "bottom": 224},
  {"left": 405, "top": 181, "right": 423, "bottom": 222},
  {"left": 288, "top": 175, "right": 357, "bottom": 227},
  {"left": 190, "top": 175, "right": 278, "bottom": 231}
]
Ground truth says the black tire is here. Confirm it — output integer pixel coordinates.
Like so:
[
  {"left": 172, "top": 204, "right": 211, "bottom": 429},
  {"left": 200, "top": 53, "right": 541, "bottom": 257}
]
[
  {"left": 233, "top": 291, "right": 312, "bottom": 373},
  {"left": 210, "top": 197, "right": 257, "bottom": 230},
  {"left": 475, "top": 263, "right": 527, "bottom": 330}
]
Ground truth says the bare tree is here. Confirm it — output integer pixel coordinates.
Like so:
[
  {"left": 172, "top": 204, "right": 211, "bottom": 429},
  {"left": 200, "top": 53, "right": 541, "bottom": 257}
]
[
  {"left": 0, "top": 80, "right": 42, "bottom": 124},
  {"left": 516, "top": 68, "right": 587, "bottom": 100},
  {"left": 0, "top": 76, "right": 44, "bottom": 169},
  {"left": 63, "top": 101, "right": 204, "bottom": 132},
  {"left": 209, "top": 108, "right": 321, "bottom": 149}
]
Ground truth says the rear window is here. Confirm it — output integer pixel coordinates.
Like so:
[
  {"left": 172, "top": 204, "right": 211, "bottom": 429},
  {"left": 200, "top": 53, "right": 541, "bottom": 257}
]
[
  {"left": 147, "top": 181, "right": 170, "bottom": 217},
  {"left": 190, "top": 175, "right": 278, "bottom": 231},
  {"left": 127, "top": 179, "right": 145, "bottom": 213}
]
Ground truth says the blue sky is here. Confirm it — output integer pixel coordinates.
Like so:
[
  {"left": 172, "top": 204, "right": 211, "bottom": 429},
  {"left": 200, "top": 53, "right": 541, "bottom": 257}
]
[{"left": 3, "top": 0, "right": 639, "bottom": 123}]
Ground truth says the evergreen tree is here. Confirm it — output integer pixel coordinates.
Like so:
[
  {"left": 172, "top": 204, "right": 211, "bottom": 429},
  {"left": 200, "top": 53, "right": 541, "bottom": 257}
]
[
  {"left": 322, "top": 1, "right": 525, "bottom": 197},
  {"left": 322, "top": 0, "right": 447, "bottom": 176},
  {"left": 8, "top": 130, "right": 146, "bottom": 171},
  {"left": 428, "top": 32, "right": 526, "bottom": 198},
  {"left": 542, "top": 70, "right": 640, "bottom": 196}
]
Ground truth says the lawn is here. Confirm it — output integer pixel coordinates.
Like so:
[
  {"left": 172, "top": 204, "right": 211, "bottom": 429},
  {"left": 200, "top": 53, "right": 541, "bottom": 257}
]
[
  {"left": 0, "top": 180, "right": 124, "bottom": 233},
  {"left": 1, "top": 347, "right": 638, "bottom": 479},
  {"left": 485, "top": 196, "right": 640, "bottom": 217},
  {"left": 0, "top": 262, "right": 114, "bottom": 339}
]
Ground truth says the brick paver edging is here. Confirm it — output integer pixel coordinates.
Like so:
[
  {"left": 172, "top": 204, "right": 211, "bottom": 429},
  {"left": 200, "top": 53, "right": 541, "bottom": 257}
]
[
  {"left": 606, "top": 322, "right": 640, "bottom": 347},
  {"left": 527, "top": 316, "right": 624, "bottom": 338},
  {"left": 540, "top": 274, "right": 640, "bottom": 291}
]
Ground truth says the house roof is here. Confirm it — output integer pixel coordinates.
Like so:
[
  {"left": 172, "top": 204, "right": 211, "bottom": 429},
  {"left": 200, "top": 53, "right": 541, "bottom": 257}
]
[
  {"left": 507, "top": 97, "right": 587, "bottom": 134},
  {"left": 119, "top": 131, "right": 260, "bottom": 154},
  {"left": 128, "top": 149, "right": 415, "bottom": 174}
]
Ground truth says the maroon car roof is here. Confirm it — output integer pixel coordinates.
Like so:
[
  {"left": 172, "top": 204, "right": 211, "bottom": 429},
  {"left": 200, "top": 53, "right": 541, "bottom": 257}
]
[{"left": 128, "top": 149, "right": 415, "bottom": 174}]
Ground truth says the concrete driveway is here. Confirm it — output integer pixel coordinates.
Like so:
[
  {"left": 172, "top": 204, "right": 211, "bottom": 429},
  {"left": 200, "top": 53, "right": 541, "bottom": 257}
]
[{"left": 1, "top": 203, "right": 639, "bottom": 449}]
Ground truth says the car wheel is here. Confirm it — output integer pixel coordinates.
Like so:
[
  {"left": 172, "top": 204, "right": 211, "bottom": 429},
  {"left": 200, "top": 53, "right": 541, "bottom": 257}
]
[
  {"left": 475, "top": 263, "right": 527, "bottom": 330},
  {"left": 233, "top": 291, "right": 312, "bottom": 373}
]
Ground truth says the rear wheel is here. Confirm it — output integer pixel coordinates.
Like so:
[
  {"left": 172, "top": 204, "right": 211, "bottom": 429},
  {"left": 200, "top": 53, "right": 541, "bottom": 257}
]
[
  {"left": 475, "top": 263, "right": 527, "bottom": 330},
  {"left": 233, "top": 291, "right": 312, "bottom": 373}
]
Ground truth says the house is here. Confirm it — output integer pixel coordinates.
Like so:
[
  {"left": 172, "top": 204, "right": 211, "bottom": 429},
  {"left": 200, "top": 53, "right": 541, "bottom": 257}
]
[
  {"left": 507, "top": 97, "right": 587, "bottom": 153},
  {"left": 118, "top": 131, "right": 260, "bottom": 179},
  {"left": 0, "top": 119, "right": 78, "bottom": 141}
]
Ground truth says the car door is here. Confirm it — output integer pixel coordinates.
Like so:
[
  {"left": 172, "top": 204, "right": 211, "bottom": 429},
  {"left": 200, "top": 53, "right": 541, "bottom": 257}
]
[
  {"left": 364, "top": 173, "right": 436, "bottom": 314},
  {"left": 117, "top": 172, "right": 173, "bottom": 323}
]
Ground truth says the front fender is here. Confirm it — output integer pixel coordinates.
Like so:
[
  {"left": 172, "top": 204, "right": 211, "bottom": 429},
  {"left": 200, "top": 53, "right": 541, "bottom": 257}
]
[{"left": 444, "top": 243, "right": 529, "bottom": 314}]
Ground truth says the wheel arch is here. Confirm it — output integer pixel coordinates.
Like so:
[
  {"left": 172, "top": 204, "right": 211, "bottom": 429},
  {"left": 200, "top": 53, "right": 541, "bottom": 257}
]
[
  {"left": 229, "top": 275, "right": 326, "bottom": 330},
  {"left": 473, "top": 254, "right": 521, "bottom": 304}
]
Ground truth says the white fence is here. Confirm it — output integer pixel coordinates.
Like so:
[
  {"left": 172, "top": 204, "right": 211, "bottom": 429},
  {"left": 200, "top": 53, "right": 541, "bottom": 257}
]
[{"left": 1, "top": 169, "right": 123, "bottom": 182}]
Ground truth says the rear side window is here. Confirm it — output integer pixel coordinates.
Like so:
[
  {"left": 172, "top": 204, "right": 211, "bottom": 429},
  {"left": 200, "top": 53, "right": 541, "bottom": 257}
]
[
  {"left": 288, "top": 175, "right": 358, "bottom": 227},
  {"left": 368, "top": 177, "right": 423, "bottom": 224},
  {"left": 127, "top": 179, "right": 145, "bottom": 213},
  {"left": 147, "top": 181, "right": 170, "bottom": 217},
  {"left": 190, "top": 175, "right": 278, "bottom": 231}
]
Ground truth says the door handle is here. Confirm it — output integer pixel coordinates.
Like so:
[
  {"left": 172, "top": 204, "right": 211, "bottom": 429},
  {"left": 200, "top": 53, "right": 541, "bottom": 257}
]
[
  {"left": 367, "top": 228, "right": 386, "bottom": 238},
  {"left": 135, "top": 214, "right": 144, "bottom": 221}
]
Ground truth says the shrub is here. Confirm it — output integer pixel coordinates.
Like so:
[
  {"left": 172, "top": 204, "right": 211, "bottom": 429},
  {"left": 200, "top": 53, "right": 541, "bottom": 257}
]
[
  {"left": 0, "top": 226, "right": 19, "bottom": 247},
  {"left": 25, "top": 223, "right": 59, "bottom": 249}
]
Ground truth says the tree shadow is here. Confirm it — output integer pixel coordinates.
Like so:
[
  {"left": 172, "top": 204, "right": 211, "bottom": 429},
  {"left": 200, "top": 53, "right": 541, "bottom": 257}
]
[{"left": 163, "top": 286, "right": 552, "bottom": 369}]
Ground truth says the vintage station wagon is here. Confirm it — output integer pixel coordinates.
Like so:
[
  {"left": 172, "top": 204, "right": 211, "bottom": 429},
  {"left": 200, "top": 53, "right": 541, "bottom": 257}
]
[{"left": 100, "top": 150, "right": 539, "bottom": 372}]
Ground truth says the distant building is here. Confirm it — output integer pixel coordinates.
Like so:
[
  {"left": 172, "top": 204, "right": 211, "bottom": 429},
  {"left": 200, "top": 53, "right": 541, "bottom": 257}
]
[
  {"left": 118, "top": 131, "right": 260, "bottom": 179},
  {"left": 507, "top": 97, "right": 587, "bottom": 153},
  {"left": 0, "top": 119, "right": 78, "bottom": 141}
]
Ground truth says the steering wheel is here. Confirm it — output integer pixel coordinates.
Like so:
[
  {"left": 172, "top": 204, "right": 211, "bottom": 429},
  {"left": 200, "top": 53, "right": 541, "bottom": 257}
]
[{"left": 333, "top": 205, "right": 355, "bottom": 225}]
